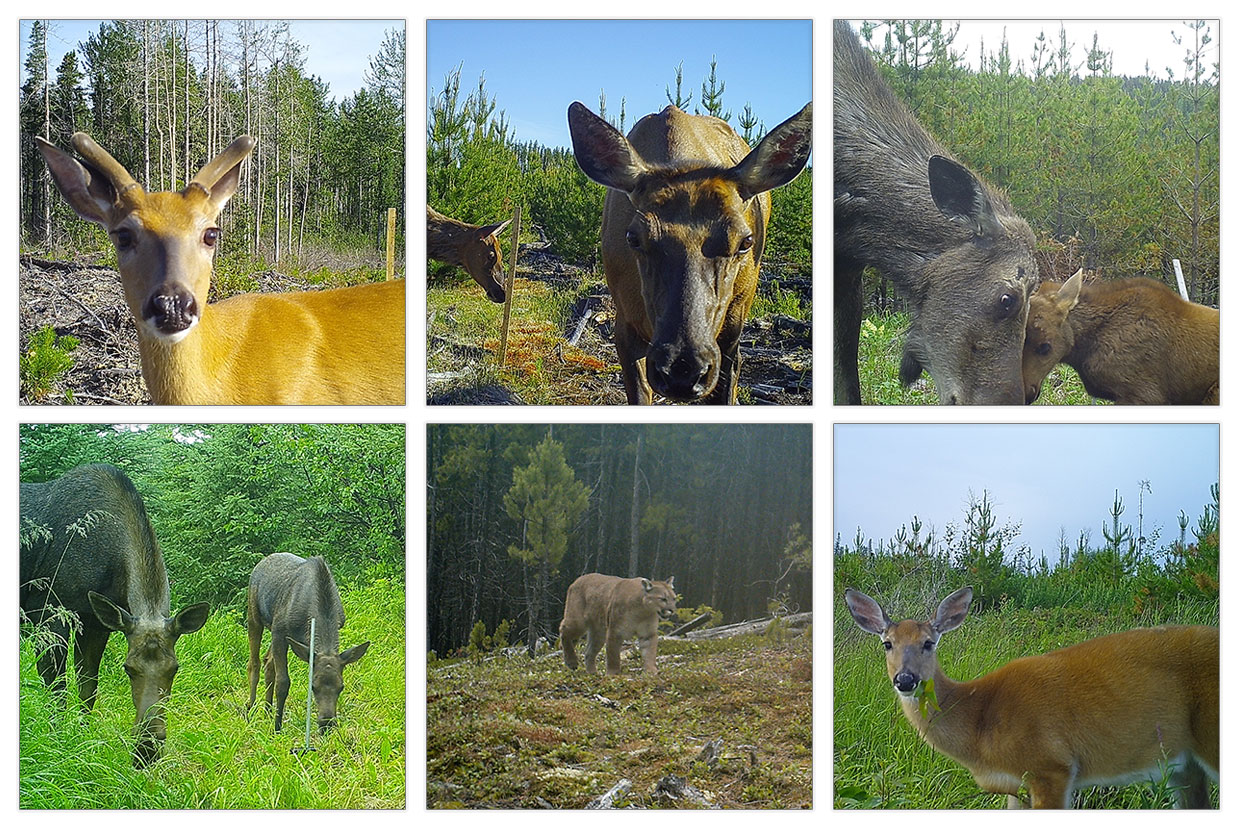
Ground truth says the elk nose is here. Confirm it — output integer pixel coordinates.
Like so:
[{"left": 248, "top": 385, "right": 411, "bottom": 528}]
[
  {"left": 144, "top": 288, "right": 199, "bottom": 334},
  {"left": 648, "top": 345, "right": 713, "bottom": 400},
  {"left": 893, "top": 671, "right": 918, "bottom": 694}
]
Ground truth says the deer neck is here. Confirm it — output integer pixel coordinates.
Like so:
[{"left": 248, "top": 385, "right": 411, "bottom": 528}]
[
  {"left": 135, "top": 305, "right": 230, "bottom": 404},
  {"left": 897, "top": 663, "right": 988, "bottom": 768}
]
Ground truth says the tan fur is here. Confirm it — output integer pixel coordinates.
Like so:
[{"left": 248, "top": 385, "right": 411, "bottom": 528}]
[
  {"left": 426, "top": 205, "right": 510, "bottom": 303},
  {"left": 846, "top": 587, "right": 1219, "bottom": 808},
  {"left": 36, "top": 133, "right": 405, "bottom": 405},
  {"left": 1023, "top": 270, "right": 1219, "bottom": 404},
  {"left": 568, "top": 102, "right": 811, "bottom": 404},
  {"left": 560, "top": 573, "right": 677, "bottom": 675}
]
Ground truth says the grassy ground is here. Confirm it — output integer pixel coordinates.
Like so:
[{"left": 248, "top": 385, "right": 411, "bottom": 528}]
[
  {"left": 855, "top": 312, "right": 1103, "bottom": 405},
  {"left": 834, "top": 599, "right": 1219, "bottom": 808},
  {"left": 428, "top": 632, "right": 812, "bottom": 808},
  {"left": 19, "top": 578, "right": 406, "bottom": 809}
]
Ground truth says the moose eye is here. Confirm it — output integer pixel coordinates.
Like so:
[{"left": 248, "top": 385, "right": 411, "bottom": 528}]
[
  {"left": 203, "top": 227, "right": 221, "bottom": 247},
  {"left": 998, "top": 292, "right": 1017, "bottom": 317},
  {"left": 114, "top": 228, "right": 136, "bottom": 250},
  {"left": 1036, "top": 342, "right": 1052, "bottom": 356},
  {"left": 737, "top": 234, "right": 755, "bottom": 255},
  {"left": 625, "top": 229, "right": 641, "bottom": 249}
]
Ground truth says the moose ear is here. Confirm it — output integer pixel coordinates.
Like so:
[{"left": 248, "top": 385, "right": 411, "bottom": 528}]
[
  {"left": 173, "top": 602, "right": 211, "bottom": 637},
  {"left": 339, "top": 641, "right": 370, "bottom": 666},
  {"left": 88, "top": 591, "right": 135, "bottom": 634},
  {"left": 288, "top": 637, "right": 311, "bottom": 662},
  {"left": 928, "top": 155, "right": 1004, "bottom": 241}
]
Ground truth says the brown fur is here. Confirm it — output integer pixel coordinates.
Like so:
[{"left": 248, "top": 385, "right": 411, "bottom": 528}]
[
  {"left": 559, "top": 574, "right": 677, "bottom": 675},
  {"left": 846, "top": 587, "right": 1219, "bottom": 808},
  {"left": 1023, "top": 271, "right": 1219, "bottom": 404},
  {"left": 36, "top": 133, "right": 405, "bottom": 405},
  {"left": 426, "top": 205, "right": 511, "bottom": 303},
  {"left": 568, "top": 102, "right": 811, "bottom": 404}
]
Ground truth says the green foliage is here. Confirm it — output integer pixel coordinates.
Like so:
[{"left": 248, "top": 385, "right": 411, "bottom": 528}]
[
  {"left": 20, "top": 577, "right": 405, "bottom": 808},
  {"left": 19, "top": 326, "right": 79, "bottom": 402},
  {"left": 524, "top": 156, "right": 605, "bottom": 263},
  {"left": 503, "top": 434, "right": 590, "bottom": 570},
  {"left": 766, "top": 169, "right": 812, "bottom": 275}
]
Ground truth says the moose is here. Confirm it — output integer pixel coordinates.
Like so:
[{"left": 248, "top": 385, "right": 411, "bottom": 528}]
[
  {"left": 426, "top": 205, "right": 512, "bottom": 303},
  {"left": 834, "top": 21, "right": 1039, "bottom": 404},
  {"left": 568, "top": 99, "right": 812, "bottom": 404},
  {"left": 846, "top": 586, "right": 1218, "bottom": 808},
  {"left": 35, "top": 133, "right": 405, "bottom": 404},
  {"left": 246, "top": 553, "right": 370, "bottom": 733},
  {"left": 20, "top": 464, "right": 211, "bottom": 768},
  {"left": 1023, "top": 269, "right": 1220, "bottom": 405}
]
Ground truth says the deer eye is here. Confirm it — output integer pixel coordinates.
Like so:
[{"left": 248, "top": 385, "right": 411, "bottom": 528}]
[
  {"left": 1036, "top": 342, "right": 1052, "bottom": 356},
  {"left": 114, "top": 228, "right": 136, "bottom": 250},
  {"left": 203, "top": 227, "right": 221, "bottom": 247},
  {"left": 737, "top": 234, "right": 755, "bottom": 255}
]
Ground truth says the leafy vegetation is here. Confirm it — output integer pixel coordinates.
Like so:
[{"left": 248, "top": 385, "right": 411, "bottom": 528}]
[
  {"left": 834, "top": 486, "right": 1219, "bottom": 808},
  {"left": 428, "top": 632, "right": 811, "bottom": 808},
  {"left": 19, "top": 325, "right": 79, "bottom": 402}
]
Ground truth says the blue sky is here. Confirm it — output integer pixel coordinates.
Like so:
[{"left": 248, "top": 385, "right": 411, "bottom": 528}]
[
  {"left": 20, "top": 19, "right": 401, "bottom": 103},
  {"left": 834, "top": 424, "right": 1219, "bottom": 563},
  {"left": 426, "top": 19, "right": 812, "bottom": 148}
]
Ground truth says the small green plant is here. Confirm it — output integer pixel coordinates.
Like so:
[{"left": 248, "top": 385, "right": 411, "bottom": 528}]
[{"left": 20, "top": 326, "right": 79, "bottom": 401}]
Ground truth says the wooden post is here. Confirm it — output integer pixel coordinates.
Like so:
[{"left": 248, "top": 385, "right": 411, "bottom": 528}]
[
  {"left": 386, "top": 207, "right": 396, "bottom": 281},
  {"left": 498, "top": 205, "right": 522, "bottom": 366},
  {"left": 1173, "top": 258, "right": 1188, "bottom": 300}
]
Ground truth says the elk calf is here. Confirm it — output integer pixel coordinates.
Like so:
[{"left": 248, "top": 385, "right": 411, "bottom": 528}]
[
  {"left": 1023, "top": 270, "right": 1219, "bottom": 404},
  {"left": 845, "top": 586, "right": 1218, "bottom": 808}
]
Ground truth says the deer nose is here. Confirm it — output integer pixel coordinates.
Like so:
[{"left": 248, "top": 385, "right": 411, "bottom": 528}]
[
  {"left": 144, "top": 288, "right": 199, "bottom": 334},
  {"left": 893, "top": 671, "right": 918, "bottom": 694}
]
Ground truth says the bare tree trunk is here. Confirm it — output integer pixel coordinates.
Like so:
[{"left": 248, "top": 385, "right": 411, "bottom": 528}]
[{"left": 628, "top": 429, "right": 642, "bottom": 577}]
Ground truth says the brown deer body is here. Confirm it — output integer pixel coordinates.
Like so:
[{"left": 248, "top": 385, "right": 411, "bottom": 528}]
[
  {"left": 1023, "top": 270, "right": 1219, "bottom": 404},
  {"left": 568, "top": 101, "right": 811, "bottom": 404},
  {"left": 426, "top": 205, "right": 511, "bottom": 303},
  {"left": 35, "top": 133, "right": 405, "bottom": 405},
  {"left": 845, "top": 587, "right": 1218, "bottom": 808}
]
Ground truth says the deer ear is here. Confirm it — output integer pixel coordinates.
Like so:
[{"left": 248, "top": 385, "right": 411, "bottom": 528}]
[{"left": 35, "top": 137, "right": 119, "bottom": 225}]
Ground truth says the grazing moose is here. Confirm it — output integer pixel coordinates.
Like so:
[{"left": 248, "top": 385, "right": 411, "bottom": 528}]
[
  {"left": 845, "top": 586, "right": 1218, "bottom": 808},
  {"left": 35, "top": 133, "right": 405, "bottom": 404},
  {"left": 834, "top": 21, "right": 1039, "bottom": 404},
  {"left": 246, "top": 553, "right": 369, "bottom": 733},
  {"left": 1023, "top": 269, "right": 1220, "bottom": 405},
  {"left": 426, "top": 205, "right": 512, "bottom": 303},
  {"left": 20, "top": 464, "right": 211, "bottom": 768},
  {"left": 568, "top": 100, "right": 812, "bottom": 404}
]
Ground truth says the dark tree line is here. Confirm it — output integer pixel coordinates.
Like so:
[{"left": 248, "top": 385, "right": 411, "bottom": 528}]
[
  {"left": 427, "top": 424, "right": 813, "bottom": 656},
  {"left": 20, "top": 20, "right": 405, "bottom": 266},
  {"left": 19, "top": 423, "right": 405, "bottom": 613}
]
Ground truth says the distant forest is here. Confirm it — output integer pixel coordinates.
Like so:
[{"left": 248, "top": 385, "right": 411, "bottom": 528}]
[
  {"left": 427, "top": 424, "right": 813, "bottom": 655},
  {"left": 19, "top": 20, "right": 405, "bottom": 266},
  {"left": 855, "top": 20, "right": 1219, "bottom": 305}
]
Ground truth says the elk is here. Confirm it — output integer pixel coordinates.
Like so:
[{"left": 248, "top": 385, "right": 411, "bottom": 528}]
[
  {"left": 34, "top": 133, "right": 405, "bottom": 405},
  {"left": 834, "top": 21, "right": 1039, "bottom": 404},
  {"left": 426, "top": 205, "right": 511, "bottom": 303},
  {"left": 1023, "top": 269, "right": 1220, "bottom": 405},
  {"left": 568, "top": 100, "right": 811, "bottom": 404},
  {"left": 20, "top": 464, "right": 211, "bottom": 767},
  {"left": 844, "top": 586, "right": 1219, "bottom": 808}
]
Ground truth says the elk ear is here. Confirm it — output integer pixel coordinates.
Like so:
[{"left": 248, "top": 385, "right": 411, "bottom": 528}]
[
  {"left": 928, "top": 155, "right": 1004, "bottom": 241},
  {"left": 844, "top": 588, "right": 891, "bottom": 636},
  {"left": 172, "top": 602, "right": 211, "bottom": 637},
  {"left": 339, "top": 641, "right": 370, "bottom": 666},
  {"left": 933, "top": 587, "right": 973, "bottom": 634},
  {"left": 288, "top": 637, "right": 311, "bottom": 662},
  {"left": 88, "top": 591, "right": 135, "bottom": 634},
  {"left": 567, "top": 101, "right": 645, "bottom": 193},
  {"left": 480, "top": 218, "right": 512, "bottom": 239},
  {"left": 35, "top": 137, "right": 118, "bottom": 225},
  {"left": 734, "top": 101, "right": 812, "bottom": 200}
]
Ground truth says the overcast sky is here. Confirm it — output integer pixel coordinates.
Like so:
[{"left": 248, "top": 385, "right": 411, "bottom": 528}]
[{"left": 834, "top": 424, "right": 1219, "bottom": 563}]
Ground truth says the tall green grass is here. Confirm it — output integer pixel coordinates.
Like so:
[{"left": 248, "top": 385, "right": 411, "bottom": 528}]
[{"left": 19, "top": 577, "right": 405, "bottom": 809}]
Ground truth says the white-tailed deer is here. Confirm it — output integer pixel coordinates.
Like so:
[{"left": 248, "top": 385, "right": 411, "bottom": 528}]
[
  {"left": 35, "top": 133, "right": 405, "bottom": 405},
  {"left": 844, "top": 586, "right": 1218, "bottom": 808},
  {"left": 426, "top": 205, "right": 511, "bottom": 303}
]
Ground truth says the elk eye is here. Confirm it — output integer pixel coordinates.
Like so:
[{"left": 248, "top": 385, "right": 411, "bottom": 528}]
[
  {"left": 114, "top": 228, "right": 136, "bottom": 250},
  {"left": 203, "top": 227, "right": 221, "bottom": 247},
  {"left": 1036, "top": 342, "right": 1052, "bottom": 356},
  {"left": 737, "top": 234, "right": 754, "bottom": 255},
  {"left": 626, "top": 229, "right": 641, "bottom": 249}
]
